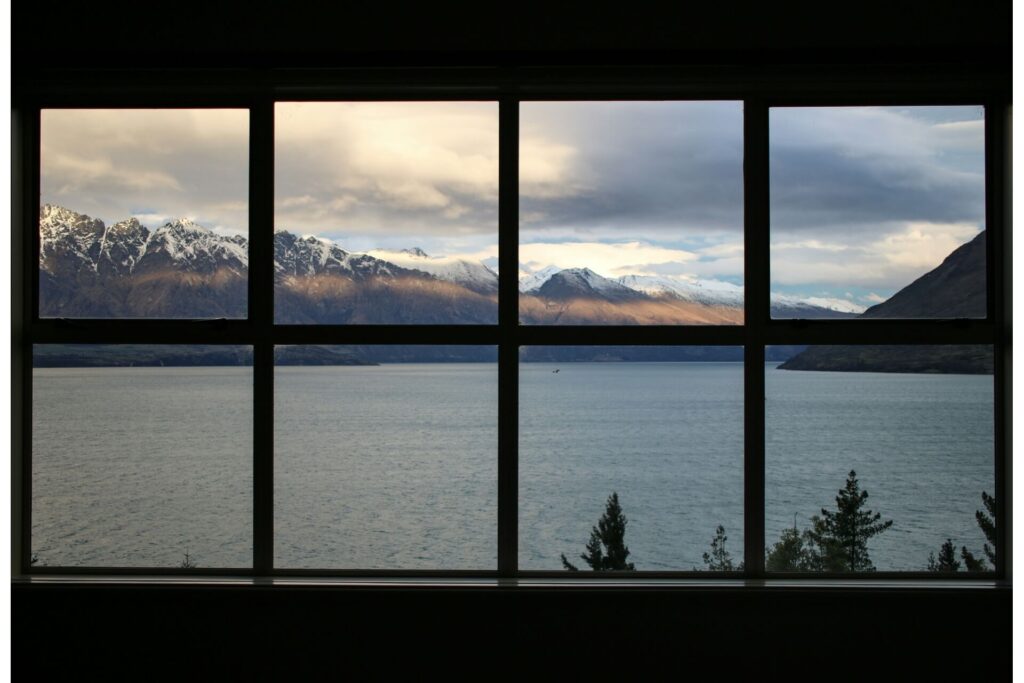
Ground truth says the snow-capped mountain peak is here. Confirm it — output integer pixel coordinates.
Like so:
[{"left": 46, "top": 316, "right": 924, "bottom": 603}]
[
  {"left": 533, "top": 267, "right": 641, "bottom": 301},
  {"left": 39, "top": 205, "right": 248, "bottom": 277},
  {"left": 39, "top": 204, "right": 105, "bottom": 238},
  {"left": 160, "top": 217, "right": 211, "bottom": 235},
  {"left": 109, "top": 217, "right": 145, "bottom": 233},
  {"left": 520, "top": 265, "right": 856, "bottom": 315},
  {"left": 143, "top": 217, "right": 247, "bottom": 271},
  {"left": 519, "top": 265, "right": 563, "bottom": 293}
]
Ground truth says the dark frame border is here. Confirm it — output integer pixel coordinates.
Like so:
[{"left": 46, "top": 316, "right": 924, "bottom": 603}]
[{"left": 12, "top": 64, "right": 1011, "bottom": 582}]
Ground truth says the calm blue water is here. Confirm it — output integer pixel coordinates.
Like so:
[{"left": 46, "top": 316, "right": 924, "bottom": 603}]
[
  {"left": 520, "top": 362, "right": 744, "bottom": 570},
  {"left": 32, "top": 366, "right": 253, "bottom": 568},
  {"left": 31, "top": 363, "right": 993, "bottom": 571}
]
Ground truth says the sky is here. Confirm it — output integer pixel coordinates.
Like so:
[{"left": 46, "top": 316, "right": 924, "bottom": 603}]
[
  {"left": 40, "top": 109, "right": 249, "bottom": 237},
  {"left": 769, "top": 105, "right": 985, "bottom": 309},
  {"left": 40, "top": 103, "right": 985, "bottom": 309},
  {"left": 518, "top": 101, "right": 743, "bottom": 284}
]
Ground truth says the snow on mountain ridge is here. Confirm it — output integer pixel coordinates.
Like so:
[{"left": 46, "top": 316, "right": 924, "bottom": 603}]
[
  {"left": 531, "top": 267, "right": 641, "bottom": 301},
  {"left": 519, "top": 265, "right": 562, "bottom": 293},
  {"left": 522, "top": 266, "right": 858, "bottom": 314},
  {"left": 39, "top": 205, "right": 862, "bottom": 314},
  {"left": 40, "top": 204, "right": 248, "bottom": 275},
  {"left": 146, "top": 218, "right": 248, "bottom": 271},
  {"left": 615, "top": 274, "right": 745, "bottom": 306},
  {"left": 366, "top": 248, "right": 498, "bottom": 294},
  {"left": 161, "top": 217, "right": 210, "bottom": 233},
  {"left": 769, "top": 292, "right": 865, "bottom": 315},
  {"left": 564, "top": 267, "right": 634, "bottom": 295}
]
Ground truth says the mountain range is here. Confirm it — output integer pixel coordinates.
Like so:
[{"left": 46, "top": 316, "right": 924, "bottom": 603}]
[
  {"left": 37, "top": 205, "right": 986, "bottom": 371},
  {"left": 38, "top": 204, "right": 852, "bottom": 324}
]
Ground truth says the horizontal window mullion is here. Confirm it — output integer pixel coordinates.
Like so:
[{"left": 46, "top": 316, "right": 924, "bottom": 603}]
[
  {"left": 27, "top": 566, "right": 257, "bottom": 577},
  {"left": 270, "top": 325, "right": 502, "bottom": 346},
  {"left": 762, "top": 320, "right": 997, "bottom": 346},
  {"left": 27, "top": 320, "right": 265, "bottom": 345},
  {"left": 23, "top": 91, "right": 264, "bottom": 109},
  {"left": 269, "top": 569, "right": 504, "bottom": 579},
  {"left": 516, "top": 326, "right": 747, "bottom": 346},
  {"left": 19, "top": 66, "right": 1008, "bottom": 103},
  {"left": 27, "top": 322, "right": 514, "bottom": 346},
  {"left": 761, "top": 92, "right": 1004, "bottom": 108}
]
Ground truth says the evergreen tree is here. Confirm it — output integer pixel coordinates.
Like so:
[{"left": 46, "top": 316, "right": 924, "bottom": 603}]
[
  {"left": 976, "top": 491, "right": 996, "bottom": 566},
  {"left": 703, "top": 525, "right": 742, "bottom": 571},
  {"left": 180, "top": 551, "right": 197, "bottom": 569},
  {"left": 930, "top": 491, "right": 996, "bottom": 572},
  {"left": 961, "top": 546, "right": 987, "bottom": 572},
  {"left": 561, "top": 492, "right": 635, "bottom": 571},
  {"left": 766, "top": 525, "right": 816, "bottom": 572},
  {"left": 805, "top": 470, "right": 893, "bottom": 571},
  {"left": 927, "top": 539, "right": 961, "bottom": 572}
]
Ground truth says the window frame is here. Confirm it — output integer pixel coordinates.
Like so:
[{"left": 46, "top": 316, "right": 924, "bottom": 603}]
[{"left": 12, "top": 65, "right": 1010, "bottom": 582}]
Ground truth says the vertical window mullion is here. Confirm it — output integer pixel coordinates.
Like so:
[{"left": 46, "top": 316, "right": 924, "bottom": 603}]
[
  {"left": 985, "top": 99, "right": 1010, "bottom": 580},
  {"left": 743, "top": 99, "right": 769, "bottom": 578},
  {"left": 497, "top": 97, "right": 520, "bottom": 577},
  {"left": 13, "top": 104, "right": 39, "bottom": 575},
  {"left": 250, "top": 98, "right": 275, "bottom": 576}
]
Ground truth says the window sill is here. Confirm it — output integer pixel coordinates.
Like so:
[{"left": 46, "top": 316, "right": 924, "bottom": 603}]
[{"left": 12, "top": 574, "right": 1010, "bottom": 591}]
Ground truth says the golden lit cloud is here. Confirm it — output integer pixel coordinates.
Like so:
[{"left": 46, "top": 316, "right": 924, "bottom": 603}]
[
  {"left": 274, "top": 102, "right": 499, "bottom": 235},
  {"left": 771, "top": 222, "right": 983, "bottom": 288},
  {"left": 41, "top": 108, "right": 249, "bottom": 234},
  {"left": 519, "top": 241, "right": 698, "bottom": 278}
]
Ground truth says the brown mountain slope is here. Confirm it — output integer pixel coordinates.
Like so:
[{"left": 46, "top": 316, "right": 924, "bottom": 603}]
[{"left": 519, "top": 294, "right": 744, "bottom": 325}]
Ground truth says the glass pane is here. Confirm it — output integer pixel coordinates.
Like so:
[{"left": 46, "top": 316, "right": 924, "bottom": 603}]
[
  {"left": 770, "top": 106, "right": 986, "bottom": 319},
  {"left": 519, "top": 101, "right": 744, "bottom": 325},
  {"left": 519, "top": 347, "right": 744, "bottom": 570},
  {"left": 766, "top": 345, "right": 994, "bottom": 572},
  {"left": 32, "top": 345, "right": 253, "bottom": 568},
  {"left": 274, "top": 102, "right": 499, "bottom": 324},
  {"left": 275, "top": 346, "right": 497, "bottom": 569},
  {"left": 39, "top": 109, "right": 249, "bottom": 319}
]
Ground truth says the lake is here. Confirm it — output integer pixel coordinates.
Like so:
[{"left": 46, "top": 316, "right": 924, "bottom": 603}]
[{"left": 31, "top": 362, "right": 994, "bottom": 571}]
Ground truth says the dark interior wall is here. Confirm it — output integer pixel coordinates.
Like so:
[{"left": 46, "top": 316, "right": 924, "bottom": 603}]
[
  {"left": 12, "top": 1, "right": 1012, "bottom": 69},
  {"left": 13, "top": 583, "right": 1012, "bottom": 678},
  {"left": 11, "top": 1, "right": 1011, "bottom": 678}
]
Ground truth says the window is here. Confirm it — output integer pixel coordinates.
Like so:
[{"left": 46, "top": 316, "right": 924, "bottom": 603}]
[{"left": 13, "top": 75, "right": 1009, "bottom": 581}]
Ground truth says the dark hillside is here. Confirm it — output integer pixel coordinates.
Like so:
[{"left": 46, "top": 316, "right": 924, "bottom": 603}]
[{"left": 780, "top": 231, "right": 990, "bottom": 374}]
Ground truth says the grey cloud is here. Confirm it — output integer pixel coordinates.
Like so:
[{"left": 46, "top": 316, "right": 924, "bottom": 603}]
[
  {"left": 769, "top": 107, "right": 985, "bottom": 238},
  {"left": 520, "top": 101, "right": 744, "bottom": 237},
  {"left": 769, "top": 147, "right": 985, "bottom": 233},
  {"left": 275, "top": 176, "right": 498, "bottom": 239}
]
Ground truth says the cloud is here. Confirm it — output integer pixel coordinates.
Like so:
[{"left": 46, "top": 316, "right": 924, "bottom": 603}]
[
  {"left": 41, "top": 109, "right": 250, "bottom": 235},
  {"left": 46, "top": 153, "right": 184, "bottom": 193},
  {"left": 770, "top": 106, "right": 985, "bottom": 234},
  {"left": 932, "top": 119, "right": 985, "bottom": 150},
  {"left": 274, "top": 102, "right": 499, "bottom": 237},
  {"left": 771, "top": 221, "right": 982, "bottom": 292},
  {"left": 519, "top": 241, "right": 698, "bottom": 278},
  {"left": 519, "top": 101, "right": 744, "bottom": 237},
  {"left": 519, "top": 137, "right": 581, "bottom": 197},
  {"left": 39, "top": 104, "right": 984, "bottom": 303}
]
